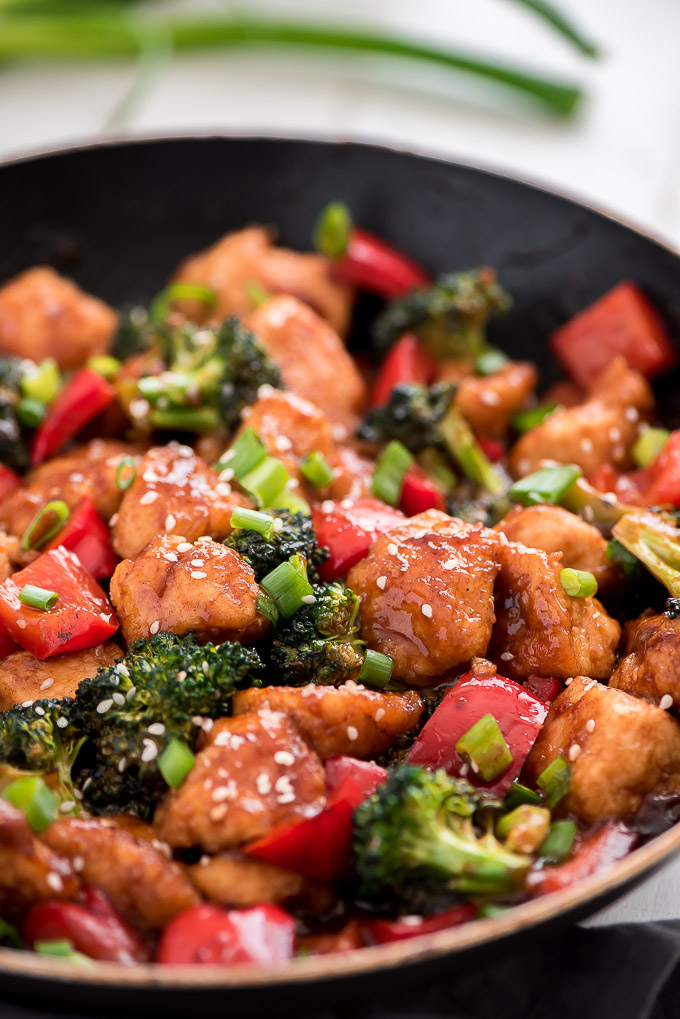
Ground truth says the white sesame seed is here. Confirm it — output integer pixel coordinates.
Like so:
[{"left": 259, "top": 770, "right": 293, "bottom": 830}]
[
  {"left": 347, "top": 725, "right": 359, "bottom": 742},
  {"left": 274, "top": 750, "right": 295, "bottom": 766},
  {"left": 218, "top": 467, "right": 235, "bottom": 483},
  {"left": 288, "top": 478, "right": 299, "bottom": 489},
  {"left": 301, "top": 594, "right": 316, "bottom": 605},
  {"left": 118, "top": 757, "right": 128, "bottom": 773},
  {"left": 56, "top": 717, "right": 68, "bottom": 729},
  {"left": 421, "top": 603, "right": 433, "bottom": 618},
  {"left": 275, "top": 776, "right": 293, "bottom": 794},
  {"left": 202, "top": 718, "right": 214, "bottom": 733},
  {"left": 164, "top": 513, "right": 177, "bottom": 530},
  {"left": 34, "top": 705, "right": 45, "bottom": 716},
  {"left": 177, "top": 541, "right": 193, "bottom": 553},
  {"left": 376, "top": 576, "right": 387, "bottom": 590},
  {"left": 46, "top": 873, "right": 64, "bottom": 893},
  {"left": 274, "top": 435, "right": 292, "bottom": 452},
  {"left": 109, "top": 513, "right": 119, "bottom": 527},
  {"left": 442, "top": 559, "right": 457, "bottom": 570},
  {"left": 82, "top": 777, "right": 92, "bottom": 791},
  {"left": 59, "top": 800, "right": 76, "bottom": 814},
  {"left": 177, "top": 671, "right": 187, "bottom": 682},
  {"left": 40, "top": 678, "right": 54, "bottom": 691},
  {"left": 500, "top": 652, "right": 514, "bottom": 661},
  {"left": 480, "top": 390, "right": 501, "bottom": 406},
  {"left": 375, "top": 708, "right": 385, "bottom": 722},
  {"left": 211, "top": 786, "right": 233, "bottom": 803},
  {"left": 257, "top": 383, "right": 276, "bottom": 400},
  {"left": 580, "top": 438, "right": 594, "bottom": 454},
  {"left": 140, "top": 491, "right": 159, "bottom": 505},
  {"left": 199, "top": 854, "right": 211, "bottom": 867},
  {"left": 625, "top": 407, "right": 639, "bottom": 422},
  {"left": 609, "top": 428, "right": 621, "bottom": 442},
  {"left": 16, "top": 619, "right": 26, "bottom": 630},
  {"left": 190, "top": 559, "right": 204, "bottom": 568},
  {"left": 660, "top": 694, "right": 674, "bottom": 711},
  {"left": 209, "top": 804, "right": 228, "bottom": 822},
  {"left": 277, "top": 791, "right": 296, "bottom": 805},
  {"left": 192, "top": 716, "right": 204, "bottom": 727},
  {"left": 202, "top": 661, "right": 210, "bottom": 676},
  {"left": 215, "top": 482, "right": 232, "bottom": 497},
  {"left": 387, "top": 543, "right": 398, "bottom": 555},
  {"left": 321, "top": 500, "right": 335, "bottom": 513},
  {"left": 117, "top": 663, "right": 130, "bottom": 678},
  {"left": 126, "top": 686, "right": 137, "bottom": 701},
  {"left": 130, "top": 398, "right": 150, "bottom": 420},
  {"left": 96, "top": 699, "right": 113, "bottom": 714},
  {"left": 163, "top": 551, "right": 178, "bottom": 562},
  {"left": 585, "top": 719, "right": 596, "bottom": 732},
  {"left": 272, "top": 517, "right": 284, "bottom": 533},
  {"left": 149, "top": 620, "right": 161, "bottom": 635},
  {"left": 256, "top": 773, "right": 272, "bottom": 795},
  {"left": 398, "top": 915, "right": 424, "bottom": 927},
  {"left": 112, "top": 692, "right": 126, "bottom": 706},
  {"left": 21, "top": 700, "right": 33, "bottom": 708},
  {"left": 191, "top": 570, "right": 207, "bottom": 580},
  {"left": 568, "top": 743, "right": 581, "bottom": 761},
  {"left": 141, "top": 740, "right": 158, "bottom": 763},
  {"left": 72, "top": 856, "right": 85, "bottom": 873},
  {"left": 148, "top": 722, "right": 166, "bottom": 736}
]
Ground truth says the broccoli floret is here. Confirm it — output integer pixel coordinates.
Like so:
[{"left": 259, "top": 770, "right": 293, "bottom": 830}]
[
  {"left": 0, "top": 699, "right": 85, "bottom": 812},
  {"left": 0, "top": 356, "right": 29, "bottom": 469},
  {"left": 136, "top": 316, "right": 281, "bottom": 433},
  {"left": 269, "top": 582, "right": 364, "bottom": 686},
  {"left": 111, "top": 306, "right": 160, "bottom": 362},
  {"left": 372, "top": 268, "right": 511, "bottom": 359},
  {"left": 358, "top": 383, "right": 456, "bottom": 453},
  {"left": 71, "top": 632, "right": 262, "bottom": 818},
  {"left": 353, "top": 765, "right": 531, "bottom": 914},
  {"left": 224, "top": 509, "right": 329, "bottom": 582},
  {"left": 611, "top": 511, "right": 680, "bottom": 597}
]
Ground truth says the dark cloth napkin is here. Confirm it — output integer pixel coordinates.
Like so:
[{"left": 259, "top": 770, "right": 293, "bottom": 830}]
[{"left": 1, "top": 920, "right": 680, "bottom": 1019}]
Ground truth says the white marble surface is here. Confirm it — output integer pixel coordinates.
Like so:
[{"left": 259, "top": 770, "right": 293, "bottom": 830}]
[{"left": 1, "top": 0, "right": 679, "bottom": 925}]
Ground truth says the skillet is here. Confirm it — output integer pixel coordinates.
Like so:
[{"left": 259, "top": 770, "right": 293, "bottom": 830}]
[{"left": 1, "top": 134, "right": 680, "bottom": 1014}]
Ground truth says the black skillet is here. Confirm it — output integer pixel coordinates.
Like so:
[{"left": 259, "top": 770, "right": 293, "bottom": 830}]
[{"left": 1, "top": 135, "right": 680, "bottom": 1015}]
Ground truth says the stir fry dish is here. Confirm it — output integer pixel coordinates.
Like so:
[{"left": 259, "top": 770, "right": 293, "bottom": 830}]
[{"left": 0, "top": 203, "right": 679, "bottom": 968}]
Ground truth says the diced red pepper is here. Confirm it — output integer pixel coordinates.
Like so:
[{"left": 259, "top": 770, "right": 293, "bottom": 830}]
[
  {"left": 364, "top": 904, "right": 477, "bottom": 945},
  {"left": 370, "top": 333, "right": 437, "bottom": 409},
  {"left": 325, "top": 756, "right": 388, "bottom": 801},
  {"left": 477, "top": 437, "right": 505, "bottom": 463},
  {"left": 30, "top": 368, "right": 116, "bottom": 467},
  {"left": 157, "top": 904, "right": 295, "bottom": 966},
  {"left": 43, "top": 497, "right": 117, "bottom": 580},
  {"left": 400, "top": 465, "right": 446, "bottom": 516},
  {"left": 296, "top": 919, "right": 364, "bottom": 956},
  {"left": 0, "top": 546, "right": 118, "bottom": 658},
  {"left": 0, "top": 630, "right": 20, "bottom": 660},
  {"left": 23, "top": 886, "right": 148, "bottom": 963},
  {"left": 636, "top": 430, "right": 680, "bottom": 507},
  {"left": 523, "top": 676, "right": 564, "bottom": 703},
  {"left": 0, "top": 464, "right": 23, "bottom": 502},
  {"left": 313, "top": 497, "right": 405, "bottom": 582},
  {"left": 526, "top": 822, "right": 638, "bottom": 897},
  {"left": 406, "top": 673, "right": 548, "bottom": 797},
  {"left": 551, "top": 281, "right": 676, "bottom": 391},
  {"left": 329, "top": 228, "right": 430, "bottom": 300}
]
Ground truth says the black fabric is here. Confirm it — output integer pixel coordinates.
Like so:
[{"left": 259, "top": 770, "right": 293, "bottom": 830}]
[{"left": 2, "top": 921, "right": 680, "bottom": 1019}]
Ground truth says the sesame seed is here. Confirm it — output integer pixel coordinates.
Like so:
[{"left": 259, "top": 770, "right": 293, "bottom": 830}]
[
  {"left": 376, "top": 576, "right": 387, "bottom": 590},
  {"left": 219, "top": 467, "right": 235, "bottom": 483},
  {"left": 347, "top": 725, "right": 359, "bottom": 741},
  {"left": 500, "top": 652, "right": 514, "bottom": 661},
  {"left": 112, "top": 693, "right": 125, "bottom": 706},
  {"left": 387, "top": 543, "right": 398, "bottom": 555},
  {"left": 272, "top": 517, "right": 284, "bottom": 533},
  {"left": 192, "top": 716, "right": 204, "bottom": 727},
  {"left": 257, "top": 383, "right": 275, "bottom": 399},
  {"left": 202, "top": 661, "right": 210, "bottom": 676},
  {"left": 288, "top": 478, "right": 299, "bottom": 489},
  {"left": 442, "top": 559, "right": 457, "bottom": 570},
  {"left": 177, "top": 541, "right": 193, "bottom": 553},
  {"left": 275, "top": 776, "right": 293, "bottom": 794},
  {"left": 209, "top": 804, "right": 228, "bottom": 822},
  {"left": 275, "top": 435, "right": 292, "bottom": 452},
  {"left": 148, "top": 722, "right": 166, "bottom": 736},
  {"left": 202, "top": 718, "right": 214, "bottom": 733},
  {"left": 212, "top": 786, "right": 233, "bottom": 803},
  {"left": 177, "top": 671, "right": 187, "bottom": 682},
  {"left": 46, "top": 873, "right": 64, "bottom": 893},
  {"left": 72, "top": 856, "right": 85, "bottom": 872},
  {"left": 16, "top": 619, "right": 26, "bottom": 629},
  {"left": 199, "top": 855, "right": 211, "bottom": 867},
  {"left": 191, "top": 571, "right": 207, "bottom": 580},
  {"left": 56, "top": 717, "right": 68, "bottom": 729},
  {"left": 190, "top": 559, "right": 204, "bottom": 567},
  {"left": 130, "top": 398, "right": 150, "bottom": 420},
  {"left": 660, "top": 694, "right": 674, "bottom": 711},
  {"left": 59, "top": 800, "right": 76, "bottom": 814},
  {"left": 40, "top": 678, "right": 54, "bottom": 691},
  {"left": 149, "top": 620, "right": 161, "bottom": 635},
  {"left": 118, "top": 757, "right": 128, "bottom": 773},
  {"left": 21, "top": 700, "right": 33, "bottom": 708},
  {"left": 321, "top": 500, "right": 335, "bottom": 513},
  {"left": 580, "top": 438, "right": 594, "bottom": 454},
  {"left": 480, "top": 390, "right": 501, "bottom": 406},
  {"left": 165, "top": 513, "right": 177, "bottom": 530},
  {"left": 109, "top": 513, "right": 119, "bottom": 527},
  {"left": 609, "top": 428, "right": 621, "bottom": 442},
  {"left": 375, "top": 708, "right": 385, "bottom": 722},
  {"left": 301, "top": 594, "right": 316, "bottom": 605},
  {"left": 421, "top": 603, "right": 433, "bottom": 618},
  {"left": 568, "top": 744, "right": 581, "bottom": 761},
  {"left": 117, "top": 663, "right": 130, "bottom": 678},
  {"left": 277, "top": 792, "right": 296, "bottom": 805},
  {"left": 82, "top": 777, "right": 92, "bottom": 791},
  {"left": 141, "top": 740, "right": 158, "bottom": 763},
  {"left": 625, "top": 407, "right": 639, "bottom": 422},
  {"left": 583, "top": 505, "right": 595, "bottom": 523},
  {"left": 96, "top": 699, "right": 113, "bottom": 714},
  {"left": 34, "top": 705, "right": 45, "bottom": 716},
  {"left": 585, "top": 719, "right": 596, "bottom": 732},
  {"left": 274, "top": 751, "right": 295, "bottom": 766},
  {"left": 215, "top": 482, "right": 232, "bottom": 496},
  {"left": 498, "top": 531, "right": 509, "bottom": 546},
  {"left": 163, "top": 551, "right": 178, "bottom": 562},
  {"left": 256, "top": 773, "right": 272, "bottom": 795},
  {"left": 398, "top": 915, "right": 424, "bottom": 927},
  {"left": 140, "top": 491, "right": 159, "bottom": 505},
  {"left": 126, "top": 686, "right": 137, "bottom": 701}
]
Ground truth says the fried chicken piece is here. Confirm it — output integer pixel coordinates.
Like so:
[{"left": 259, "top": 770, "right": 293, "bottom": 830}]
[
  {"left": 110, "top": 534, "right": 269, "bottom": 645},
  {"left": 233, "top": 683, "right": 424, "bottom": 759},
  {"left": 189, "top": 851, "right": 305, "bottom": 908},
  {"left": 454, "top": 362, "right": 537, "bottom": 438},
  {"left": 42, "top": 817, "right": 198, "bottom": 931},
  {"left": 0, "top": 532, "right": 19, "bottom": 582},
  {"left": 347, "top": 511, "right": 500, "bottom": 684},
  {"left": 489, "top": 540, "right": 620, "bottom": 681},
  {"left": 610, "top": 613, "right": 680, "bottom": 712},
  {"left": 0, "top": 643, "right": 121, "bottom": 710},
  {"left": 0, "top": 800, "right": 78, "bottom": 918},
  {"left": 0, "top": 267, "right": 117, "bottom": 370},
  {"left": 154, "top": 711, "right": 326, "bottom": 852},
  {"left": 523, "top": 676, "right": 680, "bottom": 823},
  {"left": 325, "top": 446, "right": 375, "bottom": 502}
]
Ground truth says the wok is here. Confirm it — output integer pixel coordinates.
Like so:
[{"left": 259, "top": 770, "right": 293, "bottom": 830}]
[{"left": 1, "top": 134, "right": 680, "bottom": 1014}]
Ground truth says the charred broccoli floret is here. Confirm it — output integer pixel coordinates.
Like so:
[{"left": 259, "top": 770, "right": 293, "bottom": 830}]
[
  {"left": 71, "top": 632, "right": 262, "bottom": 818},
  {"left": 353, "top": 765, "right": 531, "bottom": 914},
  {"left": 224, "top": 509, "right": 329, "bottom": 582},
  {"left": 136, "top": 316, "right": 281, "bottom": 433},
  {"left": 0, "top": 356, "right": 29, "bottom": 469},
  {"left": 358, "top": 383, "right": 456, "bottom": 453},
  {"left": 269, "top": 582, "right": 364, "bottom": 686},
  {"left": 372, "top": 268, "right": 511, "bottom": 359}
]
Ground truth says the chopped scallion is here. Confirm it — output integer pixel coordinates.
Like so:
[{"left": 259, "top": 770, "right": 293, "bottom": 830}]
[
  {"left": 261, "top": 556, "right": 314, "bottom": 618},
  {"left": 502, "top": 781, "right": 542, "bottom": 811},
  {"left": 245, "top": 280, "right": 271, "bottom": 307},
  {"left": 537, "top": 755, "right": 570, "bottom": 808},
  {"left": 230, "top": 507, "right": 275, "bottom": 539},
  {"left": 606, "top": 539, "right": 641, "bottom": 579},
  {"left": 218, "top": 427, "right": 267, "bottom": 479},
  {"left": 478, "top": 904, "right": 511, "bottom": 919},
  {"left": 358, "top": 649, "right": 393, "bottom": 689},
  {"left": 440, "top": 406, "right": 505, "bottom": 495},
  {"left": 18, "top": 584, "right": 59, "bottom": 611},
  {"left": 150, "top": 283, "right": 217, "bottom": 324},
  {"left": 372, "top": 440, "right": 413, "bottom": 506},
  {"left": 269, "top": 485, "right": 311, "bottom": 515},
  {"left": 314, "top": 201, "right": 352, "bottom": 258},
  {"left": 87, "top": 355, "right": 121, "bottom": 380},
  {"left": 2, "top": 776, "right": 58, "bottom": 832},
  {"left": 158, "top": 739, "right": 195, "bottom": 789},
  {"left": 34, "top": 940, "right": 93, "bottom": 966},
  {"left": 474, "top": 347, "right": 508, "bottom": 376},
  {"left": 256, "top": 590, "right": 281, "bottom": 627},
  {"left": 538, "top": 820, "right": 577, "bottom": 860},
  {"left": 455, "top": 713, "right": 513, "bottom": 782},
  {"left": 512, "top": 404, "right": 557, "bottom": 433},
  {"left": 148, "top": 406, "right": 220, "bottom": 432},
  {"left": 300, "top": 451, "right": 334, "bottom": 488},
  {"left": 21, "top": 500, "right": 70, "bottom": 551},
  {"left": 632, "top": 426, "right": 670, "bottom": 469},
  {"left": 115, "top": 455, "right": 137, "bottom": 491},
  {"left": 240, "top": 456, "right": 290, "bottom": 508},
  {"left": 559, "top": 567, "right": 598, "bottom": 598},
  {"left": 17, "top": 396, "right": 46, "bottom": 428},
  {"left": 508, "top": 464, "right": 581, "bottom": 506},
  {"left": 20, "top": 358, "right": 60, "bottom": 405}
]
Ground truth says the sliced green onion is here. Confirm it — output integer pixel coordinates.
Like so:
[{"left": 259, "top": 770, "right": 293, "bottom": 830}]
[
  {"left": 148, "top": 406, "right": 220, "bottom": 432},
  {"left": 358, "top": 649, "right": 393, "bottom": 689},
  {"left": 509, "top": 464, "right": 582, "bottom": 506},
  {"left": 502, "top": 781, "right": 542, "bottom": 811},
  {"left": 158, "top": 739, "right": 196, "bottom": 789},
  {"left": 478, "top": 904, "right": 511, "bottom": 919},
  {"left": 606, "top": 539, "right": 641, "bottom": 579},
  {"left": 496, "top": 803, "right": 548, "bottom": 841},
  {"left": 150, "top": 283, "right": 217, "bottom": 324},
  {"left": 372, "top": 440, "right": 413, "bottom": 506},
  {"left": 261, "top": 556, "right": 314, "bottom": 618},
  {"left": 87, "top": 355, "right": 121, "bottom": 380},
  {"left": 537, "top": 755, "right": 570, "bottom": 808},
  {"left": 455, "top": 714, "right": 513, "bottom": 783},
  {"left": 0, "top": 918, "right": 22, "bottom": 948},
  {"left": 512, "top": 404, "right": 557, "bottom": 433},
  {"left": 230, "top": 507, "right": 275, "bottom": 539},
  {"left": 256, "top": 590, "right": 281, "bottom": 627},
  {"left": 17, "top": 396, "right": 46, "bottom": 428},
  {"left": 21, "top": 500, "right": 70, "bottom": 551},
  {"left": 632, "top": 426, "right": 670, "bottom": 469},
  {"left": 300, "top": 451, "right": 334, "bottom": 488},
  {"left": 440, "top": 406, "right": 505, "bottom": 496},
  {"left": 218, "top": 427, "right": 267, "bottom": 479},
  {"left": 538, "top": 820, "right": 577, "bottom": 860},
  {"left": 559, "top": 567, "right": 598, "bottom": 598},
  {"left": 314, "top": 201, "right": 352, "bottom": 258},
  {"left": 18, "top": 584, "right": 59, "bottom": 611},
  {"left": 245, "top": 280, "right": 271, "bottom": 307},
  {"left": 34, "top": 940, "right": 93, "bottom": 966},
  {"left": 269, "top": 485, "right": 311, "bottom": 515},
  {"left": 115, "top": 455, "right": 137, "bottom": 491},
  {"left": 474, "top": 348, "right": 508, "bottom": 376},
  {"left": 20, "top": 358, "right": 60, "bottom": 405},
  {"left": 418, "top": 448, "right": 458, "bottom": 495},
  {"left": 241, "top": 456, "right": 290, "bottom": 508},
  {"left": 2, "top": 776, "right": 58, "bottom": 832}
]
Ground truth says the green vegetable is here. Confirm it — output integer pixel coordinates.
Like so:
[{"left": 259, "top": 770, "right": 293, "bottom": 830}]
[
  {"left": 509, "top": 464, "right": 581, "bottom": 506},
  {"left": 440, "top": 406, "right": 505, "bottom": 495},
  {"left": 632, "top": 426, "right": 670, "bottom": 469},
  {"left": 115, "top": 456, "right": 137, "bottom": 491},
  {"left": 358, "top": 382, "right": 456, "bottom": 453},
  {"left": 20, "top": 358, "right": 60, "bottom": 404},
  {"left": 2, "top": 776, "right": 58, "bottom": 832},
  {"left": 512, "top": 403, "right": 557, "bottom": 433},
  {"left": 158, "top": 739, "right": 195, "bottom": 789},
  {"left": 314, "top": 201, "right": 351, "bottom": 258},
  {"left": 372, "top": 440, "right": 413, "bottom": 506},
  {"left": 538, "top": 819, "right": 577, "bottom": 860},
  {"left": 230, "top": 506, "right": 275, "bottom": 540},
  {"left": 149, "top": 283, "right": 216, "bottom": 324},
  {"left": 224, "top": 508, "right": 328, "bottom": 583},
  {"left": 18, "top": 584, "right": 59, "bottom": 611},
  {"left": 357, "top": 649, "right": 394, "bottom": 689},
  {"left": 537, "top": 755, "right": 570, "bottom": 808},
  {"left": 240, "top": 456, "right": 290, "bottom": 509},
  {"left": 20, "top": 500, "right": 69, "bottom": 551},
  {"left": 216, "top": 427, "right": 267, "bottom": 479},
  {"left": 558, "top": 568, "right": 598, "bottom": 598},
  {"left": 455, "top": 714, "right": 513, "bottom": 782},
  {"left": 0, "top": 357, "right": 30, "bottom": 469},
  {"left": 16, "top": 396, "right": 46, "bottom": 428},
  {"left": 503, "top": 782, "right": 542, "bottom": 811},
  {"left": 606, "top": 539, "right": 642, "bottom": 579},
  {"left": 300, "top": 451, "right": 334, "bottom": 488},
  {"left": 34, "top": 940, "right": 93, "bottom": 966},
  {"left": 612, "top": 512, "right": 680, "bottom": 597},
  {"left": 87, "top": 355, "right": 121, "bottom": 381},
  {"left": 475, "top": 348, "right": 508, "bottom": 376},
  {"left": 260, "top": 555, "right": 315, "bottom": 619}
]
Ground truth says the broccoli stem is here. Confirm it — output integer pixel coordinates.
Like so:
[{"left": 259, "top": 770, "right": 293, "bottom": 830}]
[
  {"left": 440, "top": 407, "right": 505, "bottom": 496},
  {"left": 560, "top": 476, "right": 632, "bottom": 529},
  {"left": 411, "top": 818, "right": 530, "bottom": 895},
  {"left": 612, "top": 512, "right": 680, "bottom": 597}
]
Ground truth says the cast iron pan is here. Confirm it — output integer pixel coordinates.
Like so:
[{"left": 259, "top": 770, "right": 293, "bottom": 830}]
[{"left": 2, "top": 135, "right": 680, "bottom": 1015}]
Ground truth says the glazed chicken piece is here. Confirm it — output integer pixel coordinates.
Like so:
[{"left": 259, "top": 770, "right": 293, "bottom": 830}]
[
  {"left": 0, "top": 532, "right": 19, "bottom": 582},
  {"left": 509, "top": 358, "right": 653, "bottom": 477},
  {"left": 233, "top": 683, "right": 424, "bottom": 759},
  {"left": 110, "top": 534, "right": 269, "bottom": 645},
  {"left": 42, "top": 817, "right": 199, "bottom": 931},
  {"left": 0, "top": 800, "right": 78, "bottom": 917},
  {"left": 154, "top": 711, "right": 327, "bottom": 852},
  {"left": 0, "top": 440, "right": 144, "bottom": 540},
  {"left": 111, "top": 444, "right": 250, "bottom": 560},
  {"left": 523, "top": 675, "right": 680, "bottom": 824},
  {"left": 489, "top": 540, "right": 620, "bottom": 681},
  {"left": 171, "top": 226, "right": 353, "bottom": 336},
  {"left": 0, "top": 266, "right": 117, "bottom": 370},
  {"left": 245, "top": 295, "right": 366, "bottom": 430},
  {"left": 610, "top": 613, "right": 680, "bottom": 711},
  {"left": 0, "top": 643, "right": 121, "bottom": 710},
  {"left": 189, "top": 851, "right": 306, "bottom": 908},
  {"left": 325, "top": 446, "right": 375, "bottom": 502},
  {"left": 495, "top": 505, "right": 618, "bottom": 591},
  {"left": 347, "top": 510, "right": 500, "bottom": 684},
  {"left": 454, "top": 362, "right": 538, "bottom": 438}
]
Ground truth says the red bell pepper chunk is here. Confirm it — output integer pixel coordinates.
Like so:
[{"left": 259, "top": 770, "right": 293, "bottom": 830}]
[
  {"left": 477, "top": 437, "right": 505, "bottom": 463},
  {"left": 370, "top": 333, "right": 437, "bottom": 408},
  {"left": 313, "top": 497, "right": 405, "bottom": 582},
  {"left": 636, "top": 430, "right": 680, "bottom": 507},
  {"left": 523, "top": 676, "right": 564, "bottom": 703},
  {"left": 0, "top": 630, "right": 20, "bottom": 660},
  {"left": 550, "top": 281, "right": 676, "bottom": 391},
  {"left": 364, "top": 904, "right": 477, "bottom": 945},
  {"left": 30, "top": 368, "right": 116, "bottom": 467},
  {"left": 400, "top": 465, "right": 446, "bottom": 516},
  {"left": 329, "top": 228, "right": 430, "bottom": 300},
  {"left": 43, "top": 497, "right": 118, "bottom": 580},
  {"left": 23, "top": 886, "right": 148, "bottom": 963},
  {"left": 0, "top": 546, "right": 118, "bottom": 658},
  {"left": 526, "top": 822, "right": 638, "bottom": 897},
  {"left": 0, "top": 463, "right": 23, "bottom": 502},
  {"left": 325, "top": 756, "right": 388, "bottom": 801},
  {"left": 406, "top": 672, "right": 548, "bottom": 797},
  {"left": 157, "top": 904, "right": 295, "bottom": 966}
]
